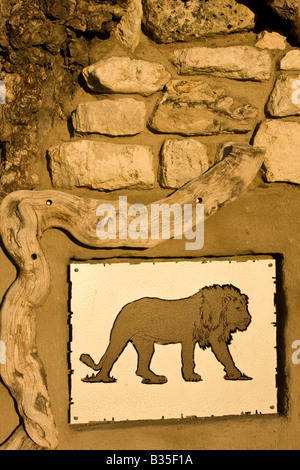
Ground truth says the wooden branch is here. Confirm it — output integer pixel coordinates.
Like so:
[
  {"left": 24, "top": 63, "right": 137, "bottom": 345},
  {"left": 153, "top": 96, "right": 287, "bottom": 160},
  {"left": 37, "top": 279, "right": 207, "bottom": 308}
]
[
  {"left": 0, "top": 426, "right": 40, "bottom": 451},
  {"left": 0, "top": 144, "right": 265, "bottom": 450}
]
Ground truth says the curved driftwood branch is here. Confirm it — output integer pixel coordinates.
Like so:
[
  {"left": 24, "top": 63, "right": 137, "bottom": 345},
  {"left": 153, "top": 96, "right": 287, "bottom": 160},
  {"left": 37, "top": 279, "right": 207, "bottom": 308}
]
[
  {"left": 0, "top": 144, "right": 265, "bottom": 450},
  {"left": 0, "top": 426, "right": 40, "bottom": 451}
]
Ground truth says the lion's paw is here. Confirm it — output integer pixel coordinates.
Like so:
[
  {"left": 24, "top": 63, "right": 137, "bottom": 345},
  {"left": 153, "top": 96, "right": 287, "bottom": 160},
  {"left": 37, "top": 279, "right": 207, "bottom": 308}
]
[
  {"left": 82, "top": 373, "right": 117, "bottom": 383},
  {"left": 183, "top": 373, "right": 203, "bottom": 382},
  {"left": 224, "top": 372, "right": 252, "bottom": 381},
  {"left": 142, "top": 375, "right": 168, "bottom": 385}
]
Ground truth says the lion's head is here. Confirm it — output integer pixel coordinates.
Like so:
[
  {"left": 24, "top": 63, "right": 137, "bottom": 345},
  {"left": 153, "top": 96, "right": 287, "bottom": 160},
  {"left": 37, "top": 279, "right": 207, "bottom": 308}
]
[
  {"left": 195, "top": 285, "right": 251, "bottom": 349},
  {"left": 221, "top": 286, "right": 251, "bottom": 332}
]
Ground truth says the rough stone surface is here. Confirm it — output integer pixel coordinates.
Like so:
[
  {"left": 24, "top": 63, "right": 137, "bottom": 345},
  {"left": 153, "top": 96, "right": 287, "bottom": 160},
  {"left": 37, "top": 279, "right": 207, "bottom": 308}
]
[
  {"left": 254, "top": 120, "right": 300, "bottom": 184},
  {"left": 159, "top": 139, "right": 210, "bottom": 189},
  {"left": 68, "top": 37, "right": 89, "bottom": 67},
  {"left": 65, "top": 0, "right": 127, "bottom": 35},
  {"left": 0, "top": 0, "right": 11, "bottom": 49},
  {"left": 114, "top": 0, "right": 142, "bottom": 51},
  {"left": 48, "top": 140, "right": 155, "bottom": 191},
  {"left": 281, "top": 50, "right": 300, "bottom": 70},
  {"left": 264, "top": 0, "right": 300, "bottom": 45},
  {"left": 171, "top": 46, "right": 272, "bottom": 82},
  {"left": 149, "top": 79, "right": 258, "bottom": 135},
  {"left": 0, "top": 66, "right": 43, "bottom": 193},
  {"left": 6, "top": 2, "right": 68, "bottom": 54},
  {"left": 7, "top": 4, "right": 52, "bottom": 50},
  {"left": 256, "top": 31, "right": 287, "bottom": 50},
  {"left": 40, "top": 0, "right": 76, "bottom": 20},
  {"left": 0, "top": 0, "right": 131, "bottom": 196},
  {"left": 0, "top": 0, "right": 129, "bottom": 195},
  {"left": 142, "top": 0, "right": 255, "bottom": 44},
  {"left": 72, "top": 99, "right": 146, "bottom": 136},
  {"left": 267, "top": 73, "right": 300, "bottom": 117},
  {"left": 83, "top": 56, "right": 171, "bottom": 96},
  {"left": 265, "top": 0, "right": 299, "bottom": 22}
]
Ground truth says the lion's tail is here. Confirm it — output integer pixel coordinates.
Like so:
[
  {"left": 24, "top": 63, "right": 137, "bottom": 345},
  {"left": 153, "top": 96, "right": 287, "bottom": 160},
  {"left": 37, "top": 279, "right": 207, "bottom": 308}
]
[{"left": 80, "top": 353, "right": 104, "bottom": 371}]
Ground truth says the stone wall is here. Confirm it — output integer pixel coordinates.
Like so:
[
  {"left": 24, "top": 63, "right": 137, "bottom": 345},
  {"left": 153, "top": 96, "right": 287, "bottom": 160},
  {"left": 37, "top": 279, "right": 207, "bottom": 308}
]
[
  {"left": 1, "top": 0, "right": 300, "bottom": 451},
  {"left": 1, "top": 0, "right": 300, "bottom": 197},
  {"left": 45, "top": 25, "right": 300, "bottom": 193}
]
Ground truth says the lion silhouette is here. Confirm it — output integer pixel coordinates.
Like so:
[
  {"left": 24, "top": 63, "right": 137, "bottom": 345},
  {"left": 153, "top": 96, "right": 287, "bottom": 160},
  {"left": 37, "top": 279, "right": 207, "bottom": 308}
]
[{"left": 80, "top": 284, "right": 252, "bottom": 384}]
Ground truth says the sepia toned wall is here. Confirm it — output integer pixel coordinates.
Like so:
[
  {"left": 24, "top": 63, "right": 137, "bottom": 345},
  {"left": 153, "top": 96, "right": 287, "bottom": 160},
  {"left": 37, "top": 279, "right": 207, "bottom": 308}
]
[{"left": 0, "top": 0, "right": 300, "bottom": 450}]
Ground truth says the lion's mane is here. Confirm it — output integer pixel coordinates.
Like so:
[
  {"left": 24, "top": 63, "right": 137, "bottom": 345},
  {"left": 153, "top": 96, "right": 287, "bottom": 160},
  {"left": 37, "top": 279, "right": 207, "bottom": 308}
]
[{"left": 193, "top": 285, "right": 249, "bottom": 350}]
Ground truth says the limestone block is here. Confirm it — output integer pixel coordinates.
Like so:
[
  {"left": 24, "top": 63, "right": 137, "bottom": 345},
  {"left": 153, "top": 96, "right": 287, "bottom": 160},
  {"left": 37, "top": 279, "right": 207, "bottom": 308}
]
[
  {"left": 149, "top": 79, "right": 258, "bottom": 135},
  {"left": 255, "top": 31, "right": 287, "bottom": 50},
  {"left": 72, "top": 99, "right": 146, "bottom": 136},
  {"left": 171, "top": 46, "right": 272, "bottom": 81},
  {"left": 142, "top": 0, "right": 255, "bottom": 43},
  {"left": 114, "top": 0, "right": 142, "bottom": 51},
  {"left": 280, "top": 50, "right": 300, "bottom": 70},
  {"left": 165, "top": 79, "right": 219, "bottom": 103},
  {"left": 159, "top": 139, "right": 210, "bottom": 189},
  {"left": 48, "top": 140, "right": 155, "bottom": 191},
  {"left": 267, "top": 73, "right": 300, "bottom": 117},
  {"left": 254, "top": 120, "right": 300, "bottom": 184},
  {"left": 82, "top": 56, "right": 171, "bottom": 96}
]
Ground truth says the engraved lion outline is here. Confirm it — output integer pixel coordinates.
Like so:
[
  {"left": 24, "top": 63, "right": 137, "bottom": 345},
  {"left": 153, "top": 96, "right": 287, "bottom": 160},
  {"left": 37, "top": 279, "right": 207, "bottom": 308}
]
[{"left": 80, "top": 284, "right": 252, "bottom": 384}]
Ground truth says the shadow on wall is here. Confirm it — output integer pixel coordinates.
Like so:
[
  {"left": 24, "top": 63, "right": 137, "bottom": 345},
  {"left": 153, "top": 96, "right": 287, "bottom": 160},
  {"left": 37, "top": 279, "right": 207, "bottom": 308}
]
[
  {"left": 237, "top": 0, "right": 299, "bottom": 44},
  {"left": 275, "top": 256, "right": 289, "bottom": 415}
]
